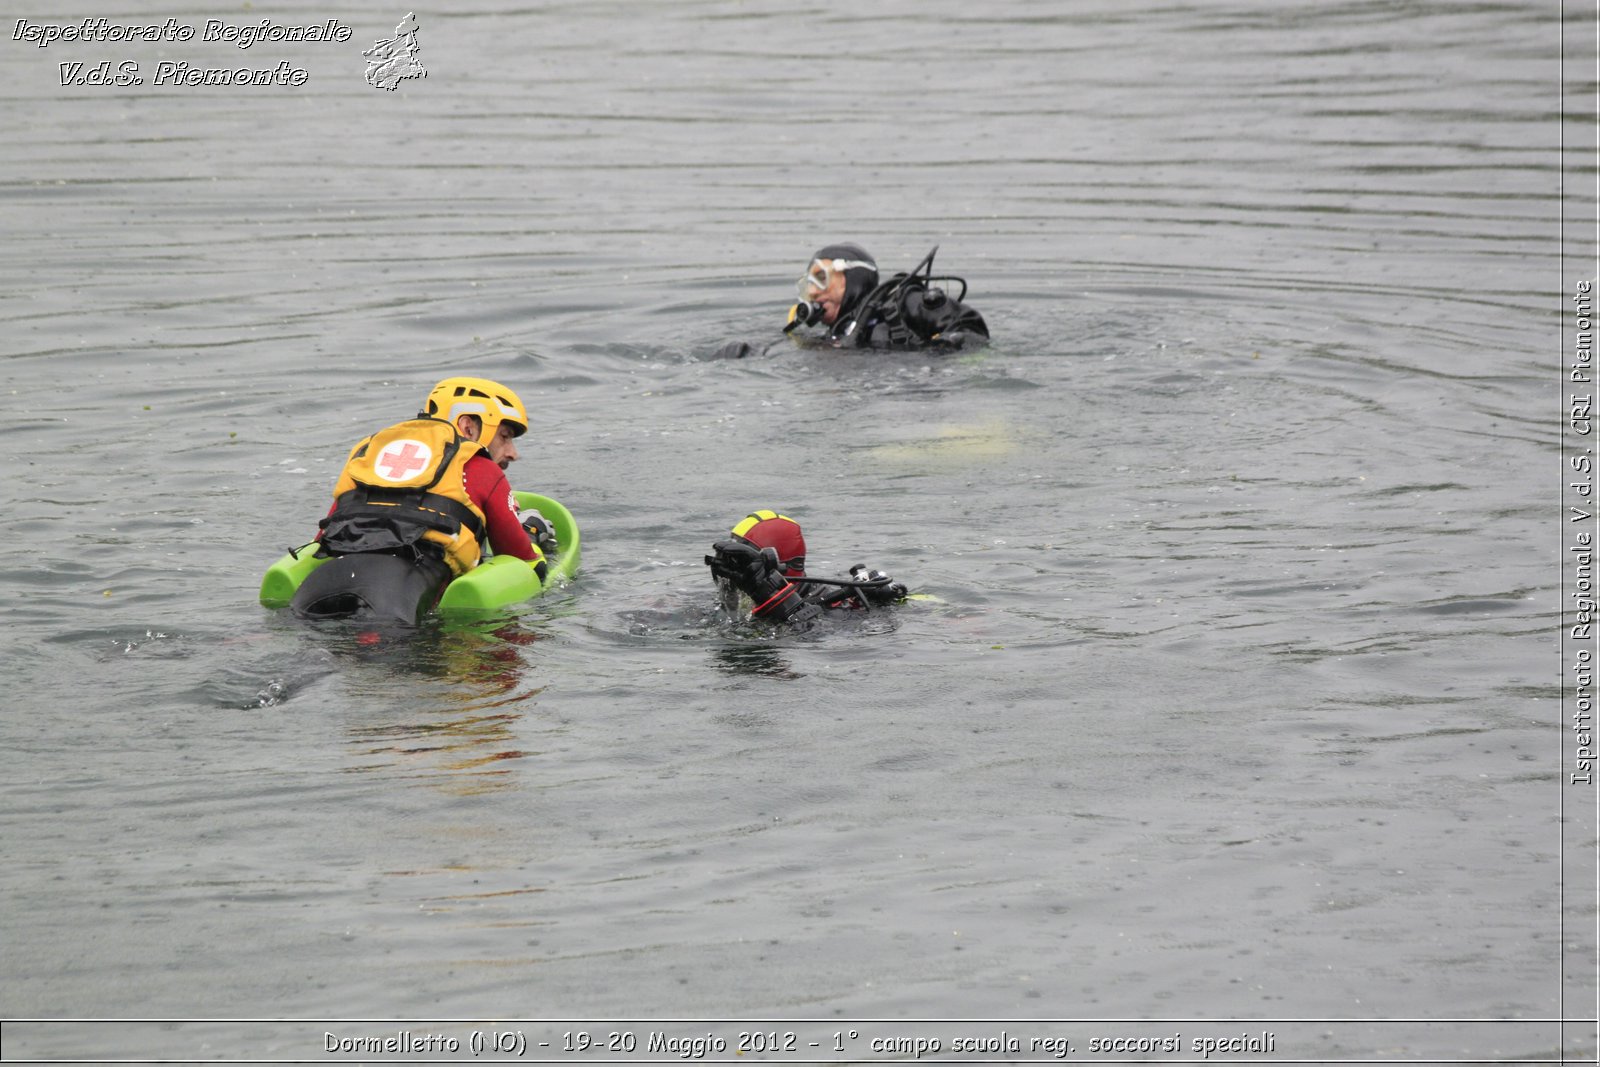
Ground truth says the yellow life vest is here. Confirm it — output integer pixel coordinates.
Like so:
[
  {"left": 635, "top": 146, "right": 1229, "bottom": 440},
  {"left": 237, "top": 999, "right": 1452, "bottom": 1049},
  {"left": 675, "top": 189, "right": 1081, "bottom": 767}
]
[{"left": 319, "top": 417, "right": 488, "bottom": 577}]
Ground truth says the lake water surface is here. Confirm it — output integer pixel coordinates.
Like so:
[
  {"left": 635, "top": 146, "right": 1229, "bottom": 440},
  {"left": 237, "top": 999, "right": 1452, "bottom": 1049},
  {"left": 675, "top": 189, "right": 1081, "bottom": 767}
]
[{"left": 1, "top": 1, "right": 1593, "bottom": 1062}]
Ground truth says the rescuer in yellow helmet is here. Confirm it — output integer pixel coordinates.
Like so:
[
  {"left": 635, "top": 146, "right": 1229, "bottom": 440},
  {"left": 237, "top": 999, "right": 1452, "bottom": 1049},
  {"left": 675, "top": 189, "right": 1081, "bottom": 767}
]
[{"left": 290, "top": 376, "right": 558, "bottom": 624}]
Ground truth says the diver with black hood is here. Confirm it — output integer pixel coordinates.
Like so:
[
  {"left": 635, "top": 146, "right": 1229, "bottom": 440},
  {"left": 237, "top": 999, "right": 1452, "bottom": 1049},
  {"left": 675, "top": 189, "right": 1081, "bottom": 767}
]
[{"left": 713, "top": 243, "right": 988, "bottom": 358}]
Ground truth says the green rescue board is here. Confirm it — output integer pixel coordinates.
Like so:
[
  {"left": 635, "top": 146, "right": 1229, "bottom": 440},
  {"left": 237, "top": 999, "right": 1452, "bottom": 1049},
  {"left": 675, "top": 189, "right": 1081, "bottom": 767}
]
[{"left": 259, "top": 492, "right": 580, "bottom": 615}]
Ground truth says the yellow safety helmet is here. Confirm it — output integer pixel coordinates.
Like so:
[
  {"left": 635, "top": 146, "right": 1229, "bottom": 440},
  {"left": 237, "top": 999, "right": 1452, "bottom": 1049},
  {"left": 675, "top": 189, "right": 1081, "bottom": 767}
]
[{"left": 423, "top": 377, "right": 528, "bottom": 441}]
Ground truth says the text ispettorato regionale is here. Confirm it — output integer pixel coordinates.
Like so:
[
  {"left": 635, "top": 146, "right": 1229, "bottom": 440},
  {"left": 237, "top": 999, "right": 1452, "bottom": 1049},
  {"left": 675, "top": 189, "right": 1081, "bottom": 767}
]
[{"left": 12, "top": 17, "right": 354, "bottom": 50}]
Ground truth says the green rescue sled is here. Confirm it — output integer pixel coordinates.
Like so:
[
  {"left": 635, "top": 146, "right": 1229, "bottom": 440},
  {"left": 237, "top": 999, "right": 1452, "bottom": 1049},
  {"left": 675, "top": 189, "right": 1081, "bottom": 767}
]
[{"left": 259, "top": 492, "right": 580, "bottom": 616}]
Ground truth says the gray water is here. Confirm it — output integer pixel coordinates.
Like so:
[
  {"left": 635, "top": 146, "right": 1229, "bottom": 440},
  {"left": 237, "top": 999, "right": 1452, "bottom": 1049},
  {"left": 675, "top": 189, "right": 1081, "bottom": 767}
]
[{"left": 1, "top": 0, "right": 1592, "bottom": 1062}]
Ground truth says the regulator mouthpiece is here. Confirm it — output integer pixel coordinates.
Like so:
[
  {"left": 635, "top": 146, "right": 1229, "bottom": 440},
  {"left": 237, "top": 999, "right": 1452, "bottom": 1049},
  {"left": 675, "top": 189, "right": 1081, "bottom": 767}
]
[{"left": 785, "top": 301, "right": 826, "bottom": 333}]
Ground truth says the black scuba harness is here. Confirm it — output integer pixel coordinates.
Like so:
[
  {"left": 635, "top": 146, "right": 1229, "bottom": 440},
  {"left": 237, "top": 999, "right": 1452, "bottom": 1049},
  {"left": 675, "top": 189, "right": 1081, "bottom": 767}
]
[{"left": 832, "top": 245, "right": 972, "bottom": 349}]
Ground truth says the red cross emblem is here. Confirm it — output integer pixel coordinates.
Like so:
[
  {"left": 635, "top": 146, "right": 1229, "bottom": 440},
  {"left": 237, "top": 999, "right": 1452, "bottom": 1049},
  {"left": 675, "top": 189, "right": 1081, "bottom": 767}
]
[{"left": 374, "top": 439, "right": 432, "bottom": 481}]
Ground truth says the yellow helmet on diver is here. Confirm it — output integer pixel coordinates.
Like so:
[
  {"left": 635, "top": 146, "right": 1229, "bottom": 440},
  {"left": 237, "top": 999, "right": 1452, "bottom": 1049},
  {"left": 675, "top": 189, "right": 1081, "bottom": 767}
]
[{"left": 423, "top": 377, "right": 528, "bottom": 442}]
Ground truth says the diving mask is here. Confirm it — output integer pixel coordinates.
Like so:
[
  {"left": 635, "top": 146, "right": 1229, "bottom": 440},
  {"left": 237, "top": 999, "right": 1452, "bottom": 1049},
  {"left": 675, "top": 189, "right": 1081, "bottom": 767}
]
[{"left": 795, "top": 257, "right": 875, "bottom": 300}]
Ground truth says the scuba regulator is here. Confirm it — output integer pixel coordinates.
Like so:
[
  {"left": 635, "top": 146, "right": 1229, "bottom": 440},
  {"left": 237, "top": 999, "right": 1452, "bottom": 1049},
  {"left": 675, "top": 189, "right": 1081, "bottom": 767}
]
[{"left": 785, "top": 299, "right": 827, "bottom": 334}]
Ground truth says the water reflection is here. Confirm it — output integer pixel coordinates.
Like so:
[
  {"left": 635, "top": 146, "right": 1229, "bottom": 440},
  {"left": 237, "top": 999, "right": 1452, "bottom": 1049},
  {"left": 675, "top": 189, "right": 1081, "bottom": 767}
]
[
  {"left": 268, "top": 618, "right": 556, "bottom": 794},
  {"left": 343, "top": 704, "right": 535, "bottom": 795},
  {"left": 709, "top": 642, "right": 800, "bottom": 679},
  {"left": 268, "top": 616, "right": 543, "bottom": 684}
]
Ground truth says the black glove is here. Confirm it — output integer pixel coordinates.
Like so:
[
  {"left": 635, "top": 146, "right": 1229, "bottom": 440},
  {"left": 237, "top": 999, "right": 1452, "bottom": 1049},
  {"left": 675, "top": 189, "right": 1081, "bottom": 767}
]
[
  {"left": 706, "top": 539, "right": 818, "bottom": 623},
  {"left": 520, "top": 510, "right": 559, "bottom": 555},
  {"left": 871, "top": 580, "right": 908, "bottom": 605}
]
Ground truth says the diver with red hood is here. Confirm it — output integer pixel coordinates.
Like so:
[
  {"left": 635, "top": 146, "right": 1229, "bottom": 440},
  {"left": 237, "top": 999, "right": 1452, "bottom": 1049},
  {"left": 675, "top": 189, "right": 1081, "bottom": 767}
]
[
  {"left": 713, "top": 242, "right": 989, "bottom": 358},
  {"left": 705, "top": 510, "right": 908, "bottom": 624}
]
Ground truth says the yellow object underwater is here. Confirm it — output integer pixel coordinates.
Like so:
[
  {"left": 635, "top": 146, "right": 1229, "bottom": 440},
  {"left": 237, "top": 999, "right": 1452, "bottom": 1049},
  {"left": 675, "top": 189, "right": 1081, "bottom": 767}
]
[{"left": 865, "top": 420, "right": 1021, "bottom": 465}]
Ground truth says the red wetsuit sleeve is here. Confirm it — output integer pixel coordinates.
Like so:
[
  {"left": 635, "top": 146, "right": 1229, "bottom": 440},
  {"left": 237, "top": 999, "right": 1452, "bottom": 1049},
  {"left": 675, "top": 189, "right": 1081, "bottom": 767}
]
[{"left": 463, "top": 454, "right": 535, "bottom": 560}]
